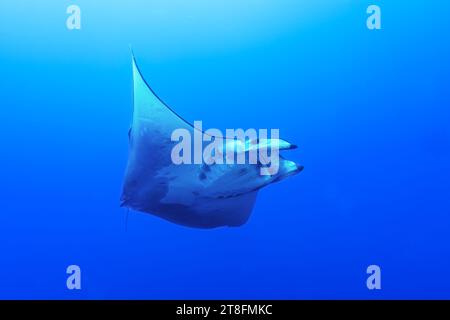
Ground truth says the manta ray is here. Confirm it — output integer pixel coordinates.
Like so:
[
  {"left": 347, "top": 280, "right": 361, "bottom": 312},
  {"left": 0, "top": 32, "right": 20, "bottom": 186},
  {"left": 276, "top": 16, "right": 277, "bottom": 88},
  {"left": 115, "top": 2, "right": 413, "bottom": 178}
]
[{"left": 120, "top": 55, "right": 303, "bottom": 228}]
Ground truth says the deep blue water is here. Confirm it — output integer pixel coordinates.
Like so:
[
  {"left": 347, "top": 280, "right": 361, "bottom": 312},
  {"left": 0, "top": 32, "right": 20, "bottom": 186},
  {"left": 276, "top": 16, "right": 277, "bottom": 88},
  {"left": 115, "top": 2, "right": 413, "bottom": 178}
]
[{"left": 0, "top": 0, "right": 449, "bottom": 299}]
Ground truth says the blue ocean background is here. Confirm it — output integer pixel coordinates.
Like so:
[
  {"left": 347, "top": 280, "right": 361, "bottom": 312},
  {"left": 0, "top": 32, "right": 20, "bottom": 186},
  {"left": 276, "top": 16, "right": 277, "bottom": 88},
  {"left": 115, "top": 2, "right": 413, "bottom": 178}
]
[{"left": 0, "top": 0, "right": 449, "bottom": 299}]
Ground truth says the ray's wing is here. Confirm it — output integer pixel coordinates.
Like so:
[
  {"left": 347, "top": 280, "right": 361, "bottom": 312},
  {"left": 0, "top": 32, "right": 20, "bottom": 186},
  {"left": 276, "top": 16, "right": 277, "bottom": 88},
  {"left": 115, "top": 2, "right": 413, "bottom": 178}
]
[{"left": 129, "top": 55, "right": 192, "bottom": 144}]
